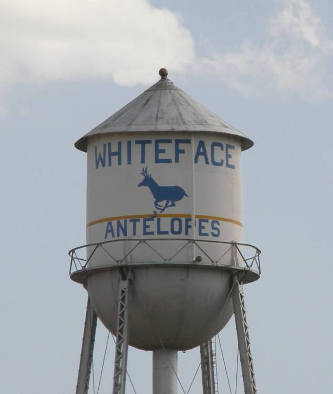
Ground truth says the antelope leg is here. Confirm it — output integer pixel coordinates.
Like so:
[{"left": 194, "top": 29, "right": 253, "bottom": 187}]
[
  {"left": 154, "top": 201, "right": 163, "bottom": 210},
  {"left": 160, "top": 200, "right": 172, "bottom": 212}
]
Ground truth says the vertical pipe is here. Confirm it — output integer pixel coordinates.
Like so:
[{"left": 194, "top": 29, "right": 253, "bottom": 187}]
[
  {"left": 153, "top": 350, "right": 178, "bottom": 394},
  {"left": 76, "top": 297, "right": 97, "bottom": 394}
]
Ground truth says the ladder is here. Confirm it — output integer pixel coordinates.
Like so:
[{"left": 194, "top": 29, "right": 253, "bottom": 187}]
[
  {"left": 200, "top": 337, "right": 219, "bottom": 394},
  {"left": 211, "top": 336, "right": 219, "bottom": 394},
  {"left": 112, "top": 271, "right": 130, "bottom": 394}
]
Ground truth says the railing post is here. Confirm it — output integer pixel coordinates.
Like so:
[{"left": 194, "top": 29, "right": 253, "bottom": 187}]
[{"left": 232, "top": 241, "right": 238, "bottom": 268}]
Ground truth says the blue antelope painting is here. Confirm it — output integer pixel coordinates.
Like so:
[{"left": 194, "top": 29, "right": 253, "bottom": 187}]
[{"left": 137, "top": 167, "right": 188, "bottom": 212}]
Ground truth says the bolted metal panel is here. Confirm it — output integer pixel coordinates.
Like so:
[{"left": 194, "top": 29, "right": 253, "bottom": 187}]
[
  {"left": 87, "top": 267, "right": 234, "bottom": 350},
  {"left": 75, "top": 74, "right": 253, "bottom": 152}
]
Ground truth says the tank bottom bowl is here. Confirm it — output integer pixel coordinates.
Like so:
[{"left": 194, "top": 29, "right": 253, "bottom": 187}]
[{"left": 87, "top": 265, "right": 234, "bottom": 350}]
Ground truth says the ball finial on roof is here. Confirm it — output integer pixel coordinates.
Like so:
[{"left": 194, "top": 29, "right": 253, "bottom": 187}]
[{"left": 159, "top": 68, "right": 168, "bottom": 79}]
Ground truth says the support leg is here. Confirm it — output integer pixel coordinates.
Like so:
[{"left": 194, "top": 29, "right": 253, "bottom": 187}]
[
  {"left": 153, "top": 350, "right": 178, "bottom": 394},
  {"left": 200, "top": 339, "right": 216, "bottom": 394},
  {"left": 232, "top": 276, "right": 257, "bottom": 394},
  {"left": 112, "top": 275, "right": 129, "bottom": 394},
  {"left": 76, "top": 297, "right": 97, "bottom": 394}
]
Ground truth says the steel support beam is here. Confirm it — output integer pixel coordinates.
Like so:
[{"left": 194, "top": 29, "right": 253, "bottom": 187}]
[
  {"left": 112, "top": 272, "right": 130, "bottom": 394},
  {"left": 76, "top": 297, "right": 97, "bottom": 394},
  {"left": 232, "top": 276, "right": 257, "bottom": 394},
  {"left": 200, "top": 339, "right": 216, "bottom": 394}
]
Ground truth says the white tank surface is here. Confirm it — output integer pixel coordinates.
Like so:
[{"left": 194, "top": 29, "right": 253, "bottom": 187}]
[{"left": 72, "top": 69, "right": 257, "bottom": 350}]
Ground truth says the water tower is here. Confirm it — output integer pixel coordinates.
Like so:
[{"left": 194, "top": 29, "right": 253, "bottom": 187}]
[{"left": 69, "top": 69, "right": 261, "bottom": 394}]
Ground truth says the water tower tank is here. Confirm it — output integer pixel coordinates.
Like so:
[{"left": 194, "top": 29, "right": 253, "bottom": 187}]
[{"left": 72, "top": 69, "right": 256, "bottom": 351}]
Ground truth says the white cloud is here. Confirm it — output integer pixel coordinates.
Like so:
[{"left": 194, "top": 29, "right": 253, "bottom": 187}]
[
  {"left": 270, "top": 0, "right": 333, "bottom": 52},
  {"left": 0, "top": 0, "right": 195, "bottom": 88},
  {"left": 0, "top": 0, "right": 332, "bottom": 103},
  {"left": 201, "top": 0, "right": 333, "bottom": 100}
]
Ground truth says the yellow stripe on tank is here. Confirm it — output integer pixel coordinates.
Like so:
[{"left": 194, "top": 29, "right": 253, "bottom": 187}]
[{"left": 87, "top": 214, "right": 243, "bottom": 227}]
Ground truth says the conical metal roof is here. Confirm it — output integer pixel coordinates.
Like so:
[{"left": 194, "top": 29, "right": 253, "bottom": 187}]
[{"left": 75, "top": 70, "right": 253, "bottom": 151}]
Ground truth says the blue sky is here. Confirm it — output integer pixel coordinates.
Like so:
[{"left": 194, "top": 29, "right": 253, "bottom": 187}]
[{"left": 1, "top": 0, "right": 332, "bottom": 393}]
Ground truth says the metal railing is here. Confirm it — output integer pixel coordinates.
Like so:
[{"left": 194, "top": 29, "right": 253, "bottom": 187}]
[{"left": 68, "top": 238, "right": 261, "bottom": 278}]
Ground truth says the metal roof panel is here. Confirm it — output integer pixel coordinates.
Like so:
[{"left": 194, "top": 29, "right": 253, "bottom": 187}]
[{"left": 75, "top": 73, "right": 253, "bottom": 151}]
